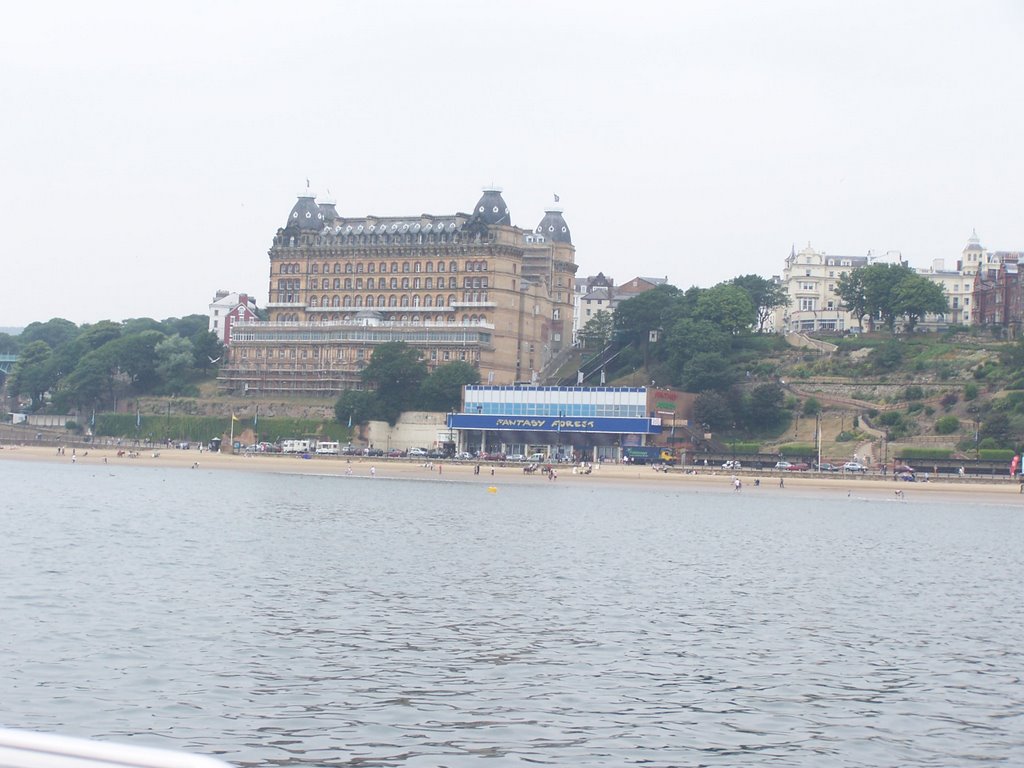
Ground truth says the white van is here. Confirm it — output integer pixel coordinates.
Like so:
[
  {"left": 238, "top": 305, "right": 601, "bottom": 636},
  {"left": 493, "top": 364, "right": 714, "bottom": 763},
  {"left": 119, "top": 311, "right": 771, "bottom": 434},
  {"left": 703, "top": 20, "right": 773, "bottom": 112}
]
[
  {"left": 528, "top": 452, "right": 546, "bottom": 463},
  {"left": 315, "top": 441, "right": 340, "bottom": 455},
  {"left": 281, "top": 439, "right": 310, "bottom": 454}
]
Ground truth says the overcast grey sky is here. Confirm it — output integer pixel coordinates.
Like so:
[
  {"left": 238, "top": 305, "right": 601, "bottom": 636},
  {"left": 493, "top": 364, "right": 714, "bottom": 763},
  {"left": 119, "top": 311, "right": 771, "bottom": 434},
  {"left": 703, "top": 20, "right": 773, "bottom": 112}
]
[{"left": 2, "top": 0, "right": 1022, "bottom": 327}]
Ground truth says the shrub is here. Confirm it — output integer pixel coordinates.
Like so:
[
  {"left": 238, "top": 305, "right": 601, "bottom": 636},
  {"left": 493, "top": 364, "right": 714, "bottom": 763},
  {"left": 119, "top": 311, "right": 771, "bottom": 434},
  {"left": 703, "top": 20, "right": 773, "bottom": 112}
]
[
  {"left": 877, "top": 411, "right": 903, "bottom": 427},
  {"left": 898, "top": 447, "right": 953, "bottom": 460},
  {"left": 934, "top": 415, "right": 960, "bottom": 435},
  {"left": 802, "top": 397, "right": 822, "bottom": 416},
  {"left": 904, "top": 385, "right": 924, "bottom": 401},
  {"left": 979, "top": 446, "right": 1014, "bottom": 459},
  {"left": 964, "top": 383, "right": 979, "bottom": 401},
  {"left": 939, "top": 392, "right": 959, "bottom": 409},
  {"left": 907, "top": 402, "right": 924, "bottom": 414}
]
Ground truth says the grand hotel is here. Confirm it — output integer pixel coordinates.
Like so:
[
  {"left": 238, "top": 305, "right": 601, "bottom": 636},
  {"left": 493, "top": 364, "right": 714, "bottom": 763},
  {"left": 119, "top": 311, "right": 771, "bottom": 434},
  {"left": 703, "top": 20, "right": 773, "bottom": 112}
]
[{"left": 218, "top": 188, "right": 577, "bottom": 396}]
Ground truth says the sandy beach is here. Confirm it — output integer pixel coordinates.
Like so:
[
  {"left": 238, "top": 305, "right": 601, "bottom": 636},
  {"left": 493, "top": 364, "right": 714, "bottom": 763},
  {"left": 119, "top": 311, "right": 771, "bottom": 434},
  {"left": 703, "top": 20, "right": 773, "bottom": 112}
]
[{"left": 2, "top": 441, "right": 1021, "bottom": 505}]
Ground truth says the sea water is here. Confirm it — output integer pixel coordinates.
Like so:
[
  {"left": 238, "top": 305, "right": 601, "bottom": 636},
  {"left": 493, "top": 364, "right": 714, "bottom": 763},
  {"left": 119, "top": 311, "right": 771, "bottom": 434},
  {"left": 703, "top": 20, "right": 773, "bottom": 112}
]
[{"left": 1, "top": 460, "right": 1022, "bottom": 766}]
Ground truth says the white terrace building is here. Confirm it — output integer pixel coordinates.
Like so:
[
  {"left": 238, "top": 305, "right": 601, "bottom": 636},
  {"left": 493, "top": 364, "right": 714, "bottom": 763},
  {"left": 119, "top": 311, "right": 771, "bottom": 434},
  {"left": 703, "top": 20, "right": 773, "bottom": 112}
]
[{"left": 775, "top": 245, "right": 870, "bottom": 333}]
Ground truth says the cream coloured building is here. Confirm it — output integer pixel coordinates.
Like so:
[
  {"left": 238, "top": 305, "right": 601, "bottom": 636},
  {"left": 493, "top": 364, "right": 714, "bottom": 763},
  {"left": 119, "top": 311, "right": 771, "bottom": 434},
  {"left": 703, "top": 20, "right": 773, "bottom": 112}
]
[{"left": 775, "top": 244, "right": 870, "bottom": 333}]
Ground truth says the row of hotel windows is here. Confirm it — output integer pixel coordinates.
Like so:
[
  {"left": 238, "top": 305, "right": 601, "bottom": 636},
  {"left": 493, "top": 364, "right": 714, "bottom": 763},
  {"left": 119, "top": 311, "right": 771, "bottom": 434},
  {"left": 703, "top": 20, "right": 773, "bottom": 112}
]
[
  {"left": 238, "top": 347, "right": 480, "bottom": 363},
  {"left": 275, "top": 293, "right": 490, "bottom": 307},
  {"left": 278, "top": 260, "right": 488, "bottom": 275},
  {"left": 798, "top": 297, "right": 969, "bottom": 311},
  {"left": 464, "top": 402, "right": 646, "bottom": 418},
  {"left": 272, "top": 313, "right": 491, "bottom": 324},
  {"left": 286, "top": 232, "right": 472, "bottom": 248},
  {"left": 281, "top": 276, "right": 490, "bottom": 290}
]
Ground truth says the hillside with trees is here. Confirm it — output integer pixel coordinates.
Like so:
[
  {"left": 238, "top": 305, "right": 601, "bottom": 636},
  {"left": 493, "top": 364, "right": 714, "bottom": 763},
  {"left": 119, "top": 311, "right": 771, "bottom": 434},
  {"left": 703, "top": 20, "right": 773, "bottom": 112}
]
[{"left": 3, "top": 316, "right": 223, "bottom": 413}]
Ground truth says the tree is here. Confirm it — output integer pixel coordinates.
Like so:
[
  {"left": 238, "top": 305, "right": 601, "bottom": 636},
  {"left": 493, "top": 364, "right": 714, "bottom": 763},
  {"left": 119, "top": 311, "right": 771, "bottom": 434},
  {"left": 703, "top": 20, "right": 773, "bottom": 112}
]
[
  {"left": 695, "top": 283, "right": 756, "bottom": 336},
  {"left": 19, "top": 318, "right": 79, "bottom": 350},
  {"left": 834, "top": 269, "right": 872, "bottom": 331},
  {"left": 664, "top": 317, "right": 729, "bottom": 377},
  {"left": 578, "top": 310, "right": 614, "bottom": 350},
  {"left": 744, "top": 382, "right": 787, "bottom": 430},
  {"left": 154, "top": 335, "right": 196, "bottom": 394},
  {"left": 191, "top": 330, "right": 224, "bottom": 373},
  {"left": 161, "top": 315, "right": 209, "bottom": 339},
  {"left": 0, "top": 332, "right": 20, "bottom": 354},
  {"left": 418, "top": 361, "right": 480, "bottom": 411},
  {"left": 730, "top": 275, "right": 789, "bottom": 332},
  {"left": 59, "top": 347, "right": 117, "bottom": 410},
  {"left": 693, "top": 390, "right": 734, "bottom": 430},
  {"left": 360, "top": 342, "right": 428, "bottom": 425},
  {"left": 122, "top": 317, "right": 164, "bottom": 336},
  {"left": 681, "top": 352, "right": 736, "bottom": 393},
  {"left": 892, "top": 274, "right": 948, "bottom": 332},
  {"left": 334, "top": 389, "right": 385, "bottom": 426},
  {"left": 112, "top": 330, "right": 165, "bottom": 390},
  {"left": 835, "top": 262, "right": 943, "bottom": 333},
  {"left": 7, "top": 340, "right": 55, "bottom": 410},
  {"left": 76, "top": 320, "right": 123, "bottom": 352},
  {"left": 614, "top": 284, "right": 683, "bottom": 345}
]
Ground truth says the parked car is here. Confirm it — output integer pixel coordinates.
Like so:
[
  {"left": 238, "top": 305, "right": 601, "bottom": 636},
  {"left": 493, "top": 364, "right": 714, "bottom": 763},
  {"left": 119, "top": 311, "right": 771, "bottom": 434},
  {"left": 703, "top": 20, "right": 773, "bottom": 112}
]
[
  {"left": 721, "top": 460, "right": 742, "bottom": 470},
  {"left": 426, "top": 449, "right": 445, "bottom": 459},
  {"left": 407, "top": 447, "right": 428, "bottom": 457},
  {"left": 815, "top": 462, "right": 840, "bottom": 472},
  {"left": 786, "top": 462, "right": 811, "bottom": 471},
  {"left": 387, "top": 448, "right": 404, "bottom": 458},
  {"left": 453, "top": 451, "right": 473, "bottom": 461},
  {"left": 774, "top": 461, "right": 793, "bottom": 470},
  {"left": 893, "top": 464, "right": 916, "bottom": 474},
  {"left": 363, "top": 448, "right": 384, "bottom": 457},
  {"left": 843, "top": 461, "right": 867, "bottom": 472},
  {"left": 507, "top": 454, "right": 527, "bottom": 462}
]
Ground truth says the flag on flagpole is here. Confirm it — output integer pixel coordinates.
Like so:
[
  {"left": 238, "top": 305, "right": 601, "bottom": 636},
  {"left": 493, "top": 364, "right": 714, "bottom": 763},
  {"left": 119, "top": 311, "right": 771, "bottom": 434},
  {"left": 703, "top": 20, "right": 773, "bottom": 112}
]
[
  {"left": 231, "top": 413, "right": 239, "bottom": 422},
  {"left": 253, "top": 405, "right": 259, "bottom": 428},
  {"left": 554, "top": 193, "right": 560, "bottom": 203},
  {"left": 347, "top": 412, "right": 353, "bottom": 428},
  {"left": 136, "top": 408, "right": 141, "bottom": 428}
]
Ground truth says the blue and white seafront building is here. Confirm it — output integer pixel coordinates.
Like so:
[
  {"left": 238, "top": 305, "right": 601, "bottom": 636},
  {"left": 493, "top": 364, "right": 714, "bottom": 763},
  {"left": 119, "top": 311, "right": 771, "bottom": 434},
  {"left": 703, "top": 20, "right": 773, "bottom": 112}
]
[{"left": 447, "top": 385, "right": 663, "bottom": 462}]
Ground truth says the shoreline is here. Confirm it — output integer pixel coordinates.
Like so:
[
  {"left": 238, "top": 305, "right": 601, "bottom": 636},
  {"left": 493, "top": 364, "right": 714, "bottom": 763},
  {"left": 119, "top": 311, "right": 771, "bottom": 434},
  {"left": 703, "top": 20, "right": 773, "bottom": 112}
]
[{"left": 2, "top": 443, "right": 1022, "bottom": 505}]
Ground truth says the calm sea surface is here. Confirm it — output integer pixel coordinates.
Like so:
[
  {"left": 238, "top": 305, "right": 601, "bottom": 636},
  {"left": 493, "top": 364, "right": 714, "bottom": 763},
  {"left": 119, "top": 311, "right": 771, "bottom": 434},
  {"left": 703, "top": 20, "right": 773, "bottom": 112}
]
[{"left": 1, "top": 460, "right": 1022, "bottom": 767}]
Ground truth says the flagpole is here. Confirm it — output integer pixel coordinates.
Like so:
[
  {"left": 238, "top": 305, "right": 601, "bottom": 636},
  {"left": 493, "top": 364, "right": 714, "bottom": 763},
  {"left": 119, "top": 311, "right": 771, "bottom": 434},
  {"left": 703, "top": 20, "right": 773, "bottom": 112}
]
[{"left": 230, "top": 412, "right": 235, "bottom": 447}]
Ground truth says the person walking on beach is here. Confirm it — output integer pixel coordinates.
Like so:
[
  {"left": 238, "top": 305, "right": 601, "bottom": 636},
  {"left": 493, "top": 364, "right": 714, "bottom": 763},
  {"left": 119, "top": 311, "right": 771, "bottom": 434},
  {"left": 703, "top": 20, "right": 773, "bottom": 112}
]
[{"left": 370, "top": 466, "right": 376, "bottom": 478}]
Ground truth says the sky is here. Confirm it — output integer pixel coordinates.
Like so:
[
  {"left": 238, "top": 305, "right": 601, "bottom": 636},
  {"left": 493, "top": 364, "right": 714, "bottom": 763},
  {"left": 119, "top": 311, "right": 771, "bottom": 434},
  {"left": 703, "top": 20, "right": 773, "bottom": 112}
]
[{"left": 2, "top": 0, "right": 1023, "bottom": 328}]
